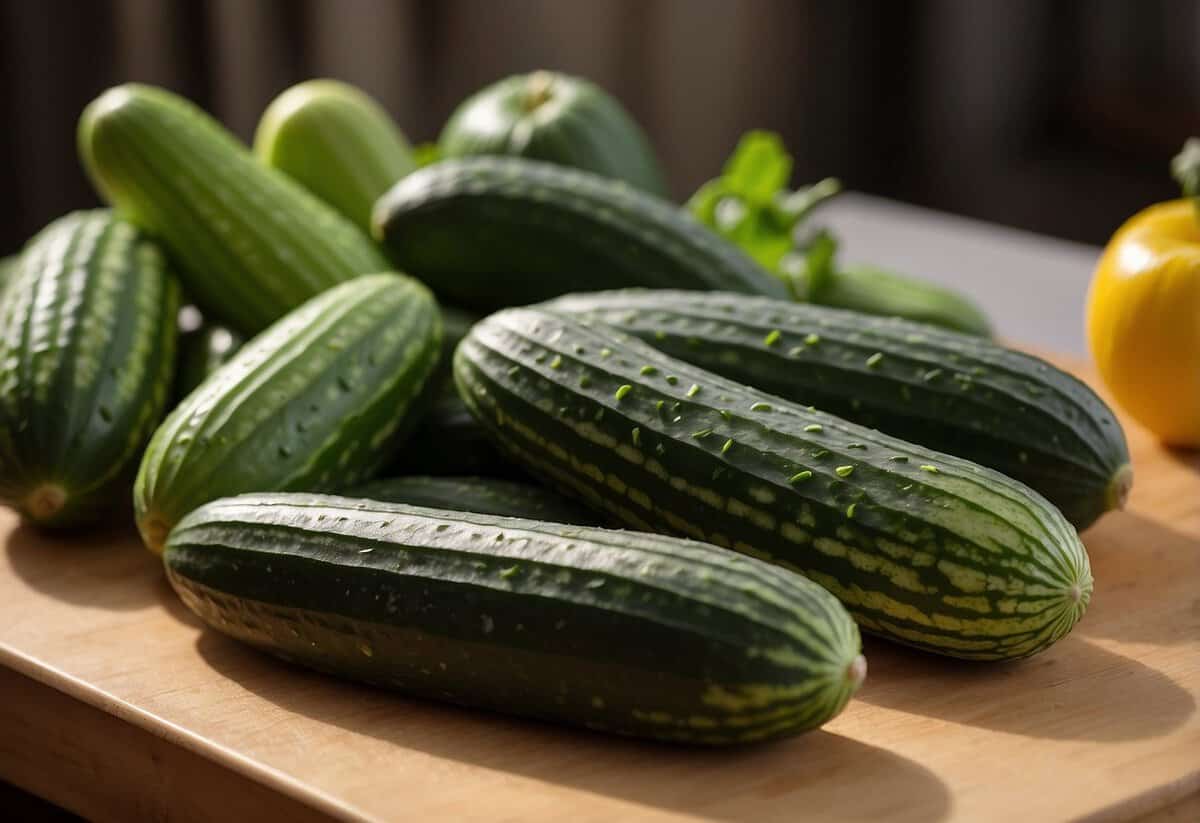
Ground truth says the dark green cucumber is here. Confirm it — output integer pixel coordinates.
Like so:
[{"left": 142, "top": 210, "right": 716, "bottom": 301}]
[
  {"left": 255, "top": 79, "right": 416, "bottom": 232},
  {"left": 78, "top": 84, "right": 390, "bottom": 335},
  {"left": 548, "top": 290, "right": 1130, "bottom": 529},
  {"left": 401, "top": 387, "right": 524, "bottom": 479},
  {"left": 165, "top": 493, "right": 865, "bottom": 744},
  {"left": 347, "top": 476, "right": 602, "bottom": 525},
  {"left": 372, "top": 157, "right": 790, "bottom": 312},
  {"left": 173, "top": 308, "right": 243, "bottom": 401},
  {"left": 0, "top": 211, "right": 180, "bottom": 527},
  {"left": 439, "top": 71, "right": 668, "bottom": 195},
  {"left": 455, "top": 307, "right": 1093, "bottom": 661},
  {"left": 135, "top": 274, "right": 441, "bottom": 553}
]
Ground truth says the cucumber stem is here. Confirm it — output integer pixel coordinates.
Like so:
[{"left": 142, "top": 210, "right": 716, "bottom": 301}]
[
  {"left": 1170, "top": 138, "right": 1200, "bottom": 222},
  {"left": 1106, "top": 463, "right": 1134, "bottom": 512},
  {"left": 24, "top": 483, "right": 67, "bottom": 522},
  {"left": 523, "top": 71, "right": 557, "bottom": 113}
]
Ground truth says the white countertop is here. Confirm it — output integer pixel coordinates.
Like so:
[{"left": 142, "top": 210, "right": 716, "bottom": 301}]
[{"left": 823, "top": 193, "right": 1101, "bottom": 357}]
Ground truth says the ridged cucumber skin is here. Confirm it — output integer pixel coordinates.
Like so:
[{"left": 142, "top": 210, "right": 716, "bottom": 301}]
[
  {"left": 0, "top": 211, "right": 181, "bottom": 527},
  {"left": 439, "top": 71, "right": 668, "bottom": 196},
  {"left": 372, "top": 157, "right": 790, "bottom": 312},
  {"left": 134, "top": 273, "right": 441, "bottom": 553},
  {"left": 455, "top": 307, "right": 1093, "bottom": 661},
  {"left": 402, "top": 388, "right": 524, "bottom": 480},
  {"left": 347, "top": 476, "right": 603, "bottom": 526},
  {"left": 78, "top": 83, "right": 390, "bottom": 336},
  {"left": 164, "top": 493, "right": 864, "bottom": 745},
  {"left": 548, "top": 290, "right": 1131, "bottom": 529},
  {"left": 174, "top": 319, "right": 242, "bottom": 402},
  {"left": 254, "top": 79, "right": 416, "bottom": 232}
]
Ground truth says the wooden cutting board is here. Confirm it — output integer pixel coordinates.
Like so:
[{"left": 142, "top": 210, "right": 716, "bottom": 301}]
[{"left": 0, "top": 357, "right": 1197, "bottom": 823}]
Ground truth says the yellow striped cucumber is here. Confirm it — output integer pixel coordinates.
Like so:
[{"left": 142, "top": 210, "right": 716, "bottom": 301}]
[{"left": 455, "top": 307, "right": 1093, "bottom": 660}]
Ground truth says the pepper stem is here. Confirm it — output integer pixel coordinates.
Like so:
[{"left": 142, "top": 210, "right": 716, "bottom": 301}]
[
  {"left": 1170, "top": 138, "right": 1200, "bottom": 221},
  {"left": 777, "top": 177, "right": 843, "bottom": 225}
]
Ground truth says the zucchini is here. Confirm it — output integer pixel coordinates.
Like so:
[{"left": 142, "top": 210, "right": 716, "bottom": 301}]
[
  {"left": 135, "top": 273, "right": 441, "bottom": 553},
  {"left": 174, "top": 308, "right": 243, "bottom": 401},
  {"left": 165, "top": 493, "right": 865, "bottom": 744},
  {"left": 0, "top": 211, "right": 180, "bottom": 527},
  {"left": 78, "top": 84, "right": 390, "bottom": 335},
  {"left": 372, "top": 157, "right": 790, "bottom": 312},
  {"left": 348, "top": 476, "right": 602, "bottom": 525},
  {"left": 548, "top": 290, "right": 1130, "bottom": 529},
  {"left": 455, "top": 307, "right": 1094, "bottom": 660},
  {"left": 402, "top": 387, "right": 523, "bottom": 479},
  {"left": 440, "top": 71, "right": 668, "bottom": 196},
  {"left": 254, "top": 79, "right": 416, "bottom": 232}
]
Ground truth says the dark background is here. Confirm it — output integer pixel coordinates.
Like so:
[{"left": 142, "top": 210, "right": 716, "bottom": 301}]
[{"left": 2, "top": 0, "right": 1197, "bottom": 256}]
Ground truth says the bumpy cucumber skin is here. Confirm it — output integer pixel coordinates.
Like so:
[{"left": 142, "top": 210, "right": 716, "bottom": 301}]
[
  {"left": 0, "top": 211, "right": 180, "bottom": 527},
  {"left": 165, "top": 493, "right": 864, "bottom": 745},
  {"left": 548, "top": 290, "right": 1130, "bottom": 529},
  {"left": 173, "top": 318, "right": 243, "bottom": 402},
  {"left": 372, "top": 157, "right": 790, "bottom": 312},
  {"left": 78, "top": 84, "right": 390, "bottom": 336},
  {"left": 439, "top": 71, "right": 668, "bottom": 196},
  {"left": 255, "top": 79, "right": 416, "bottom": 232},
  {"left": 455, "top": 307, "right": 1093, "bottom": 661},
  {"left": 348, "top": 475, "right": 603, "bottom": 526},
  {"left": 135, "top": 274, "right": 441, "bottom": 553}
]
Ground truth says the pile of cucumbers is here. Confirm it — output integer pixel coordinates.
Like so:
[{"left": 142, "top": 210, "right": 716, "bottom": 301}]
[{"left": 0, "top": 72, "right": 1130, "bottom": 745}]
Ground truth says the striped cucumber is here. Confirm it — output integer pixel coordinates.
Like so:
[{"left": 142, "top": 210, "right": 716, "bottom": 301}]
[
  {"left": 372, "top": 157, "right": 790, "bottom": 311},
  {"left": 78, "top": 83, "right": 390, "bottom": 335},
  {"left": 455, "top": 307, "right": 1093, "bottom": 660},
  {"left": 165, "top": 493, "right": 865, "bottom": 744},
  {"left": 135, "top": 274, "right": 441, "bottom": 553},
  {"left": 440, "top": 71, "right": 668, "bottom": 195},
  {"left": 548, "top": 289, "right": 1130, "bottom": 529},
  {"left": 255, "top": 79, "right": 416, "bottom": 232},
  {"left": 348, "top": 476, "right": 603, "bottom": 525},
  {"left": 0, "top": 211, "right": 180, "bottom": 527}
]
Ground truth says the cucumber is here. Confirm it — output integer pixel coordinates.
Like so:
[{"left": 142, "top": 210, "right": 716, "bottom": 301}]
[
  {"left": 402, "top": 386, "right": 523, "bottom": 479},
  {"left": 437, "top": 304, "right": 480, "bottom": 379},
  {"left": 548, "top": 290, "right": 1130, "bottom": 529},
  {"left": 174, "top": 307, "right": 243, "bottom": 401},
  {"left": 135, "top": 273, "right": 441, "bottom": 553},
  {"left": 440, "top": 71, "right": 668, "bottom": 196},
  {"left": 78, "top": 84, "right": 390, "bottom": 335},
  {"left": 165, "top": 493, "right": 865, "bottom": 744},
  {"left": 0, "top": 254, "right": 17, "bottom": 292},
  {"left": 372, "top": 157, "right": 790, "bottom": 312},
  {"left": 348, "top": 476, "right": 602, "bottom": 525},
  {"left": 0, "top": 211, "right": 180, "bottom": 527},
  {"left": 455, "top": 307, "right": 1093, "bottom": 660},
  {"left": 254, "top": 79, "right": 416, "bottom": 232}
]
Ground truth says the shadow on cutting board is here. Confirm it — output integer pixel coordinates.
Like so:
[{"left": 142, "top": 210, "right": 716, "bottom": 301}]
[
  {"left": 854, "top": 634, "right": 1194, "bottom": 742},
  {"left": 194, "top": 631, "right": 953, "bottom": 822},
  {"left": 1074, "top": 510, "right": 1200, "bottom": 647},
  {"left": 4, "top": 520, "right": 162, "bottom": 612}
]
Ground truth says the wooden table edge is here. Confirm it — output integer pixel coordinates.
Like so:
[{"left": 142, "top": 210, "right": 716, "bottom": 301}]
[{"left": 0, "top": 642, "right": 367, "bottom": 822}]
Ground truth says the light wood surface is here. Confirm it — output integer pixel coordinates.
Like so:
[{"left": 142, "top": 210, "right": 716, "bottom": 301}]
[{"left": 1, "top": 357, "right": 1197, "bottom": 823}]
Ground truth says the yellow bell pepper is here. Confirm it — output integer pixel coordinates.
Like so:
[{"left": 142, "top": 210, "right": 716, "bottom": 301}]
[{"left": 1087, "top": 139, "right": 1200, "bottom": 445}]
